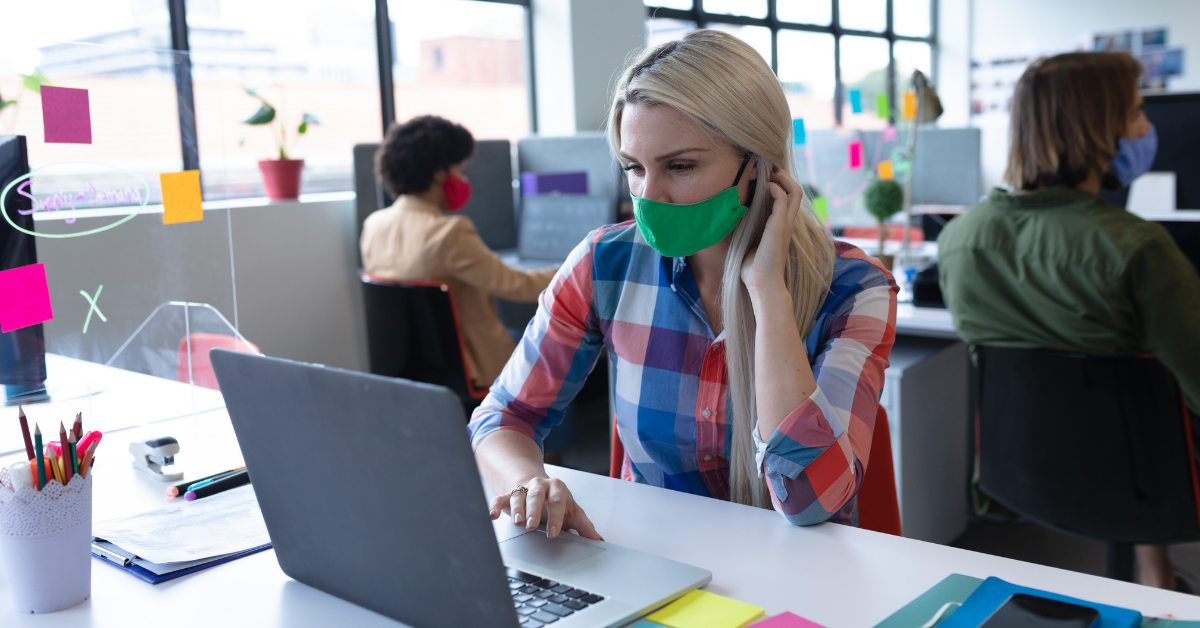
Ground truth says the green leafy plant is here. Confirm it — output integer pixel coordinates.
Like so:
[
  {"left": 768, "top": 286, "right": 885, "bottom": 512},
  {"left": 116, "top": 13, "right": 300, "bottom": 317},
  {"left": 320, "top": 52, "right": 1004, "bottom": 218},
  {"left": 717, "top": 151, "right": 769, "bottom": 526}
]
[
  {"left": 2, "top": 70, "right": 53, "bottom": 132},
  {"left": 242, "top": 87, "right": 320, "bottom": 160},
  {"left": 864, "top": 178, "right": 904, "bottom": 259}
]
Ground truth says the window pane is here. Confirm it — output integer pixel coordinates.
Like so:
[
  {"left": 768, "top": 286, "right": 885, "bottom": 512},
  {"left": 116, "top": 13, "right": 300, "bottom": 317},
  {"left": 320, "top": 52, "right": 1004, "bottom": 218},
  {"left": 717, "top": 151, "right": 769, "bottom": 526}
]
[
  {"left": 777, "top": 31, "right": 835, "bottom": 130},
  {"left": 893, "top": 41, "right": 932, "bottom": 101},
  {"left": 839, "top": 0, "right": 886, "bottom": 33},
  {"left": 703, "top": 0, "right": 767, "bottom": 19},
  {"left": 0, "top": 2, "right": 178, "bottom": 204},
  {"left": 645, "top": 0, "right": 693, "bottom": 9},
  {"left": 389, "top": 0, "right": 529, "bottom": 145},
  {"left": 777, "top": 0, "right": 832, "bottom": 26},
  {"left": 839, "top": 35, "right": 889, "bottom": 130},
  {"left": 189, "top": 0, "right": 381, "bottom": 199},
  {"left": 707, "top": 24, "right": 772, "bottom": 68},
  {"left": 893, "top": 0, "right": 931, "bottom": 37},
  {"left": 647, "top": 18, "right": 697, "bottom": 48}
]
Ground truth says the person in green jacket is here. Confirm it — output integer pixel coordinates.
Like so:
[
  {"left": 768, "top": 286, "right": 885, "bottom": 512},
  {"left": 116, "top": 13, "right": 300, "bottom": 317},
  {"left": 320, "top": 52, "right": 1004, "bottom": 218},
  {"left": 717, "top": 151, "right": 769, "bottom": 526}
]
[{"left": 938, "top": 51, "right": 1200, "bottom": 591}]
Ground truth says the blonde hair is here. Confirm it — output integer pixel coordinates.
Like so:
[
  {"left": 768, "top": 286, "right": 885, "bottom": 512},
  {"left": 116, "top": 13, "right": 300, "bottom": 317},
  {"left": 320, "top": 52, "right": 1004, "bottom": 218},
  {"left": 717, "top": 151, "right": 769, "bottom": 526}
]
[{"left": 606, "top": 30, "right": 835, "bottom": 509}]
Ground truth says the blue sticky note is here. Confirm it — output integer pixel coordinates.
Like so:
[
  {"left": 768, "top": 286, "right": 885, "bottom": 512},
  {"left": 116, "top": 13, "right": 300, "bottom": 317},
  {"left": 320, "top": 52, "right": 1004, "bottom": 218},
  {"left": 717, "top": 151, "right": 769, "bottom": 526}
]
[
  {"left": 792, "top": 119, "right": 806, "bottom": 145},
  {"left": 628, "top": 622, "right": 668, "bottom": 628},
  {"left": 849, "top": 89, "right": 863, "bottom": 114}
]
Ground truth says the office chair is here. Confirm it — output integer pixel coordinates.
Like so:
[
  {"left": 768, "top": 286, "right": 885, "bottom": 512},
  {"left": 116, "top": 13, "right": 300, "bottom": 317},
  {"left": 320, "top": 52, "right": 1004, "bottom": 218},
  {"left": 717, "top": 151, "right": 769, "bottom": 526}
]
[
  {"left": 360, "top": 274, "right": 489, "bottom": 413},
  {"left": 974, "top": 346, "right": 1200, "bottom": 581},
  {"left": 608, "top": 404, "right": 903, "bottom": 537},
  {"left": 176, "top": 334, "right": 261, "bottom": 391}
]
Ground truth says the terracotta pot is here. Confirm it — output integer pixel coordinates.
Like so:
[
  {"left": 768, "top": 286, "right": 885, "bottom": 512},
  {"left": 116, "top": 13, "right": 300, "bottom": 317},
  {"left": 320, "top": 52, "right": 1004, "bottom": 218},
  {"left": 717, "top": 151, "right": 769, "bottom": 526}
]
[{"left": 257, "top": 159, "right": 304, "bottom": 200}]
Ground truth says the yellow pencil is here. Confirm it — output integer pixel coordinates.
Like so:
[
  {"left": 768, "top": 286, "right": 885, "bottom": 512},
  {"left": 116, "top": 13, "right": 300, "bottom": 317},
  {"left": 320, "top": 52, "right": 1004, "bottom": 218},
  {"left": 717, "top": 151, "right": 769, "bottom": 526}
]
[{"left": 47, "top": 450, "right": 61, "bottom": 484}]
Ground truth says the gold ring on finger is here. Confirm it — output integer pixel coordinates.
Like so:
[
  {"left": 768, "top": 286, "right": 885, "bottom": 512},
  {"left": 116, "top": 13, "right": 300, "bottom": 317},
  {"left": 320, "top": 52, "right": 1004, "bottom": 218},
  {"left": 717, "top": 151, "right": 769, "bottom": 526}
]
[{"left": 511, "top": 485, "right": 529, "bottom": 497}]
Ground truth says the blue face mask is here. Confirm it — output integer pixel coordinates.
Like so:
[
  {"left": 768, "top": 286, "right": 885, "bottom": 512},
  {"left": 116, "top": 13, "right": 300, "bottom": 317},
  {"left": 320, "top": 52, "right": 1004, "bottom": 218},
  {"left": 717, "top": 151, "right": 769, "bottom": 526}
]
[{"left": 1109, "top": 124, "right": 1158, "bottom": 187}]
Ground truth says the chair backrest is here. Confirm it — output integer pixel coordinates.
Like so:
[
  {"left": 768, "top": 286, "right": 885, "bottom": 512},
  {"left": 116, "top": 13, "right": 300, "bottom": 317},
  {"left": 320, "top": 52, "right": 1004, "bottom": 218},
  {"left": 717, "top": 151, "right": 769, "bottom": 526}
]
[
  {"left": 360, "top": 275, "right": 488, "bottom": 412},
  {"left": 976, "top": 346, "right": 1200, "bottom": 544},
  {"left": 857, "top": 405, "right": 903, "bottom": 536},
  {"left": 177, "top": 333, "right": 261, "bottom": 390},
  {"left": 609, "top": 404, "right": 902, "bottom": 536}
]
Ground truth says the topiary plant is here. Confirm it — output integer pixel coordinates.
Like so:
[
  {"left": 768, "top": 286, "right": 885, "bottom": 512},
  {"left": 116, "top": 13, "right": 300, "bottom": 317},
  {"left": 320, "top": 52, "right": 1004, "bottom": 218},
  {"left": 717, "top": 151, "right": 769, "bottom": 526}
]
[{"left": 864, "top": 178, "right": 904, "bottom": 264}]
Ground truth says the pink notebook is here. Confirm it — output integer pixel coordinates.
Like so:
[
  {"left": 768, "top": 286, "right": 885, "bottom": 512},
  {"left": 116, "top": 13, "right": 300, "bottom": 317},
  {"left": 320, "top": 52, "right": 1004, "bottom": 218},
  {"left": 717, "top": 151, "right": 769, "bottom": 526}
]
[{"left": 750, "top": 612, "right": 827, "bottom": 628}]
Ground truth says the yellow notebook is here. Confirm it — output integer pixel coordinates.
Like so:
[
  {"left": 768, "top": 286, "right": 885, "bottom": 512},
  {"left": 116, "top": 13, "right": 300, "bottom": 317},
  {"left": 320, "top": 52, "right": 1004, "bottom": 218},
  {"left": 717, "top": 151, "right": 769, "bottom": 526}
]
[{"left": 646, "top": 590, "right": 765, "bottom": 628}]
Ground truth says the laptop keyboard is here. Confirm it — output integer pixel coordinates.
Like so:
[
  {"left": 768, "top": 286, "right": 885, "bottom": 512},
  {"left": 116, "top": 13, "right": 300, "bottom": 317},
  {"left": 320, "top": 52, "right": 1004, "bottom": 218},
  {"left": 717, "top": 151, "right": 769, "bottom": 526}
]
[{"left": 507, "top": 568, "right": 605, "bottom": 626}]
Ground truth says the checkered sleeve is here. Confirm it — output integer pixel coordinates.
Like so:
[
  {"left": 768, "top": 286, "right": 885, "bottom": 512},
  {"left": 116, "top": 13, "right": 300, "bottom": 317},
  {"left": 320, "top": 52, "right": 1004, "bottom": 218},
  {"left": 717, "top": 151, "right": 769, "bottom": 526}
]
[
  {"left": 467, "top": 232, "right": 606, "bottom": 451},
  {"left": 760, "top": 277, "right": 897, "bottom": 526}
]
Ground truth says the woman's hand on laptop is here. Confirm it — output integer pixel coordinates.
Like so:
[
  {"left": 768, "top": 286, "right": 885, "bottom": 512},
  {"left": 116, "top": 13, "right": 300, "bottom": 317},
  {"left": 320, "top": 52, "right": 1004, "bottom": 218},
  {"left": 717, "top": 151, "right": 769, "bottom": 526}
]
[{"left": 490, "top": 476, "right": 604, "bottom": 542}]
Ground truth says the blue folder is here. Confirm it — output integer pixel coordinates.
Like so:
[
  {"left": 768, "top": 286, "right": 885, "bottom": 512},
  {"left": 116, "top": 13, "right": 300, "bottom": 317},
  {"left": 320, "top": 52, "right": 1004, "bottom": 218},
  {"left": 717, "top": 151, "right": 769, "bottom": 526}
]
[
  {"left": 93, "top": 543, "right": 272, "bottom": 585},
  {"left": 939, "top": 577, "right": 1142, "bottom": 628}
]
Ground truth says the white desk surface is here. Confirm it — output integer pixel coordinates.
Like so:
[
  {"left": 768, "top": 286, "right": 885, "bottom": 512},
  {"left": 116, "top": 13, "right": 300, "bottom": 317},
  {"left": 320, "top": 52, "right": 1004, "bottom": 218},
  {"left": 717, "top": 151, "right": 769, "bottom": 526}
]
[
  {"left": 0, "top": 354, "right": 225, "bottom": 456},
  {"left": 894, "top": 303, "right": 958, "bottom": 339},
  {"left": 2, "top": 365, "right": 1198, "bottom": 627}
]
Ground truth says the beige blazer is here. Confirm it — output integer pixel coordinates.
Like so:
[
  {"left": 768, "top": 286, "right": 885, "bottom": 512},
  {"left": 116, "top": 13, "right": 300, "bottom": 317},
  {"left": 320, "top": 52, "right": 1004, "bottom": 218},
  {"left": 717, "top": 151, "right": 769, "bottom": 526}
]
[{"left": 360, "top": 196, "right": 556, "bottom": 389}]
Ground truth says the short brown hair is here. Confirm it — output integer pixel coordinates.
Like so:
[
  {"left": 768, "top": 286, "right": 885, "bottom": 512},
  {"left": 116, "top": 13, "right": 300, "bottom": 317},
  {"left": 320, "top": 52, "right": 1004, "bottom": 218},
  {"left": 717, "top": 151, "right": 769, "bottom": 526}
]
[
  {"left": 375, "top": 115, "right": 474, "bottom": 197},
  {"left": 1004, "top": 52, "right": 1142, "bottom": 191}
]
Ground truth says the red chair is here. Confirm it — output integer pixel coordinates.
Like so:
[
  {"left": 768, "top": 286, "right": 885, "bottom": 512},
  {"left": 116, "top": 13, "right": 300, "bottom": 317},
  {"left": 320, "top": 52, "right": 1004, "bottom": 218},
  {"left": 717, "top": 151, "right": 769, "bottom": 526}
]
[
  {"left": 841, "top": 225, "right": 924, "bottom": 243},
  {"left": 608, "top": 404, "right": 902, "bottom": 536},
  {"left": 177, "top": 333, "right": 261, "bottom": 390}
]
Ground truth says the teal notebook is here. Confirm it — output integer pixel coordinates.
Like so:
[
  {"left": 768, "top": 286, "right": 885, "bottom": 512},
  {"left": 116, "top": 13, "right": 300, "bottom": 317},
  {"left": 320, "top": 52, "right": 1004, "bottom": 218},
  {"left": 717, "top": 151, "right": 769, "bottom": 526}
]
[{"left": 873, "top": 574, "right": 1198, "bottom": 628}]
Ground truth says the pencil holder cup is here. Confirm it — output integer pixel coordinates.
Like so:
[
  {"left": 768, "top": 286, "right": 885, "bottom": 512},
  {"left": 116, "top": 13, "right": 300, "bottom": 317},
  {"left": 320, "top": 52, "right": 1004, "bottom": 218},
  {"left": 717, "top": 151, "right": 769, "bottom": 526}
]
[{"left": 0, "top": 470, "right": 92, "bottom": 614}]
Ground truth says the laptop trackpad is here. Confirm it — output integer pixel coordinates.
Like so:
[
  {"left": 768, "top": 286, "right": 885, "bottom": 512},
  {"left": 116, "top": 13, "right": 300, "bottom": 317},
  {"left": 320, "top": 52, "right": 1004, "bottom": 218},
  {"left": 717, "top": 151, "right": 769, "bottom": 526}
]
[{"left": 500, "top": 532, "right": 606, "bottom": 571}]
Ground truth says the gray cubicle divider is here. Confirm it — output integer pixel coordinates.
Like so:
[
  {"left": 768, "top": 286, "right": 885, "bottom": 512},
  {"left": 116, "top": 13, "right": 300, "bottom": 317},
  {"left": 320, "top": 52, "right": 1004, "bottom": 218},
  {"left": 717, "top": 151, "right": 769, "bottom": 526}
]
[
  {"left": 516, "top": 133, "right": 622, "bottom": 201},
  {"left": 351, "top": 139, "right": 518, "bottom": 259},
  {"left": 518, "top": 195, "right": 616, "bottom": 262}
]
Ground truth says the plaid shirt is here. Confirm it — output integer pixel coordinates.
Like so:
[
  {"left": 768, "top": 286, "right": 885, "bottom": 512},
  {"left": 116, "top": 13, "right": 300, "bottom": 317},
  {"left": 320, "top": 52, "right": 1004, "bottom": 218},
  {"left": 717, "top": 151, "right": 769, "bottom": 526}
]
[{"left": 468, "top": 222, "right": 897, "bottom": 526}]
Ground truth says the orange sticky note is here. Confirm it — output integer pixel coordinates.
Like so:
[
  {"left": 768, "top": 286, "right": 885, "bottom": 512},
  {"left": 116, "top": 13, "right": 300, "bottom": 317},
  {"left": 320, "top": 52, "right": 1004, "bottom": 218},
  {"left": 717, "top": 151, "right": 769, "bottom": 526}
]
[
  {"left": 160, "top": 170, "right": 203, "bottom": 224},
  {"left": 878, "top": 160, "right": 894, "bottom": 180},
  {"left": 902, "top": 91, "right": 918, "bottom": 120}
]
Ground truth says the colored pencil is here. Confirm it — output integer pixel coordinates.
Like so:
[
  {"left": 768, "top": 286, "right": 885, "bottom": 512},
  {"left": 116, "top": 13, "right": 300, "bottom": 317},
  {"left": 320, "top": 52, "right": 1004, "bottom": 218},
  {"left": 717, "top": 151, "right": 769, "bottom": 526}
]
[
  {"left": 79, "top": 442, "right": 96, "bottom": 478},
  {"left": 67, "top": 431, "right": 79, "bottom": 475},
  {"left": 17, "top": 407, "right": 34, "bottom": 461},
  {"left": 167, "top": 466, "right": 246, "bottom": 497},
  {"left": 58, "top": 423, "right": 72, "bottom": 481},
  {"left": 33, "top": 425, "right": 45, "bottom": 490},
  {"left": 185, "top": 469, "right": 249, "bottom": 501},
  {"left": 73, "top": 413, "right": 82, "bottom": 440},
  {"left": 47, "top": 449, "right": 60, "bottom": 485}
]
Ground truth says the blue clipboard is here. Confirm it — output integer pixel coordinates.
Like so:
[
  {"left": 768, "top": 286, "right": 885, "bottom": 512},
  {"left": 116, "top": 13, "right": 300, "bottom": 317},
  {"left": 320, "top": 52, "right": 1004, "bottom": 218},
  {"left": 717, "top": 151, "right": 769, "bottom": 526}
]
[
  {"left": 93, "top": 544, "right": 272, "bottom": 585},
  {"left": 939, "top": 577, "right": 1142, "bottom": 628}
]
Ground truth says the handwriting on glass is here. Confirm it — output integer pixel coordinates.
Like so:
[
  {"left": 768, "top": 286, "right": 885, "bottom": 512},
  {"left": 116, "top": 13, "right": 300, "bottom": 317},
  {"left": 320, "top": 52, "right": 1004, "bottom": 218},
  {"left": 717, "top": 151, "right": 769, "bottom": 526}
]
[{"left": 16, "top": 181, "right": 143, "bottom": 225}]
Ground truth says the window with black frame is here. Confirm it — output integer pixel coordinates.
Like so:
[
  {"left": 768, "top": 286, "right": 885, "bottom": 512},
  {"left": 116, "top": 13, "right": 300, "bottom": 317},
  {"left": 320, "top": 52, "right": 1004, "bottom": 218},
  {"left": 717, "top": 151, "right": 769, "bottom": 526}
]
[{"left": 644, "top": 0, "right": 935, "bottom": 132}]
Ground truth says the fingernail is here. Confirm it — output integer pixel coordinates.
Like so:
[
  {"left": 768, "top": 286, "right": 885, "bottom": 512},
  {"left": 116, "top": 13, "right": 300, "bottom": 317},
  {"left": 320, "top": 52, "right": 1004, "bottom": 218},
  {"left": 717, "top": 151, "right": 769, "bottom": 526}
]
[
  {"left": 526, "top": 519, "right": 535, "bottom": 530},
  {"left": 515, "top": 513, "right": 523, "bottom": 524},
  {"left": 489, "top": 508, "right": 496, "bottom": 517},
  {"left": 548, "top": 526, "right": 557, "bottom": 538}
]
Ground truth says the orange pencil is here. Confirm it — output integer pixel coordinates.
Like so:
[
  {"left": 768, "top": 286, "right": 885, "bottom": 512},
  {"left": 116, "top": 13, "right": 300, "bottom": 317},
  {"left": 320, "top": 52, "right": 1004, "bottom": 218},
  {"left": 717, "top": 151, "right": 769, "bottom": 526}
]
[{"left": 79, "top": 442, "right": 96, "bottom": 478}]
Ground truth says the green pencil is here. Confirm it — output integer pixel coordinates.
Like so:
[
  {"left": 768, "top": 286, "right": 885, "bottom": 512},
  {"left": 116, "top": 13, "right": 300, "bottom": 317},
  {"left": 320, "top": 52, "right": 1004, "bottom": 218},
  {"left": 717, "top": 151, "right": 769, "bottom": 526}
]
[{"left": 33, "top": 424, "right": 45, "bottom": 490}]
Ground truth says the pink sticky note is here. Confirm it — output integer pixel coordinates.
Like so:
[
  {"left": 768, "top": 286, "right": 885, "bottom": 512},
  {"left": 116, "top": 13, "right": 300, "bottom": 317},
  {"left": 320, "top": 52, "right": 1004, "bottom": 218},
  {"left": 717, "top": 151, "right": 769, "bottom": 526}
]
[
  {"left": 882, "top": 126, "right": 898, "bottom": 142},
  {"left": 848, "top": 141, "right": 863, "bottom": 169},
  {"left": 0, "top": 263, "right": 55, "bottom": 333},
  {"left": 40, "top": 86, "right": 92, "bottom": 144},
  {"left": 750, "top": 612, "right": 828, "bottom": 628}
]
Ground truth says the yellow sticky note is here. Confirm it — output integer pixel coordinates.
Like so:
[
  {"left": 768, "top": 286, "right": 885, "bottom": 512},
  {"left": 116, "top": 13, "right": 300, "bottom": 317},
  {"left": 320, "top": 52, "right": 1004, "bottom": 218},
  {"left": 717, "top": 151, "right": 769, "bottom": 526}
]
[
  {"left": 878, "top": 160, "right": 894, "bottom": 180},
  {"left": 161, "top": 170, "right": 203, "bottom": 224},
  {"left": 902, "top": 91, "right": 918, "bottom": 120},
  {"left": 647, "top": 590, "right": 765, "bottom": 628}
]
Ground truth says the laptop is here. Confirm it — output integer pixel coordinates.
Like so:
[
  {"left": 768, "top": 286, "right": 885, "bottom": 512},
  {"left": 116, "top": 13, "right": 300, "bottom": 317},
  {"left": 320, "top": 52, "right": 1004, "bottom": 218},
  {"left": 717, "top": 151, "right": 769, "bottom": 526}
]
[{"left": 210, "top": 350, "right": 711, "bottom": 628}]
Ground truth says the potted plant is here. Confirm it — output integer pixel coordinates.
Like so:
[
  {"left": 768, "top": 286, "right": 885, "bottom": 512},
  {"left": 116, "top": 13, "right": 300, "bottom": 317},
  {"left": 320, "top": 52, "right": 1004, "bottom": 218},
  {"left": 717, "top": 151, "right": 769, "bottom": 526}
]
[
  {"left": 864, "top": 178, "right": 904, "bottom": 271},
  {"left": 242, "top": 87, "right": 319, "bottom": 200}
]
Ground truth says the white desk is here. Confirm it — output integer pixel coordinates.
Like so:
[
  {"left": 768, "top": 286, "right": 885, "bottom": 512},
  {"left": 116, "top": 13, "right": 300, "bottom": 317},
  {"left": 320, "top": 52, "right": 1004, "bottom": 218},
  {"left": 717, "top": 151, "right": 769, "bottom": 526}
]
[
  {"left": 0, "top": 355, "right": 225, "bottom": 456},
  {"left": 2, "top": 366, "right": 1198, "bottom": 627},
  {"left": 894, "top": 303, "right": 958, "bottom": 339}
]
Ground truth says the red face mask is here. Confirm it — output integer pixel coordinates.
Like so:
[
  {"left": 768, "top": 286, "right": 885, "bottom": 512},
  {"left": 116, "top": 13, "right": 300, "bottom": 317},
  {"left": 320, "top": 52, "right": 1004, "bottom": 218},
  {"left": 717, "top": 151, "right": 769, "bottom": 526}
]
[{"left": 441, "top": 173, "right": 472, "bottom": 212}]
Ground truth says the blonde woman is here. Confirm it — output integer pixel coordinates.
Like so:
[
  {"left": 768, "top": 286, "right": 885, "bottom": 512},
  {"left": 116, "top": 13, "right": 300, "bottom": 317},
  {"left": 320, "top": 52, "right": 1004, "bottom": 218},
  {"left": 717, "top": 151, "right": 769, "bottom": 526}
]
[{"left": 468, "top": 30, "right": 898, "bottom": 539}]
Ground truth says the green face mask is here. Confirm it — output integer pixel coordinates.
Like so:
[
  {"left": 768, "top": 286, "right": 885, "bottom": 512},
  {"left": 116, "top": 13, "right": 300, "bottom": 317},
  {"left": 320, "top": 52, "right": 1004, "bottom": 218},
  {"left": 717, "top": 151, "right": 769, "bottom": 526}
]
[{"left": 632, "top": 153, "right": 753, "bottom": 258}]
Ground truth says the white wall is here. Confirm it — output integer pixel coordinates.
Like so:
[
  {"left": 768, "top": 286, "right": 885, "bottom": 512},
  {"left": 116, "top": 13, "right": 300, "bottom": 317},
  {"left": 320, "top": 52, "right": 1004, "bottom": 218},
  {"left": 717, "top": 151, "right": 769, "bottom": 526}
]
[
  {"left": 532, "top": 0, "right": 646, "bottom": 135},
  {"left": 935, "top": 0, "right": 972, "bottom": 128},
  {"left": 966, "top": 0, "right": 1200, "bottom": 188}
]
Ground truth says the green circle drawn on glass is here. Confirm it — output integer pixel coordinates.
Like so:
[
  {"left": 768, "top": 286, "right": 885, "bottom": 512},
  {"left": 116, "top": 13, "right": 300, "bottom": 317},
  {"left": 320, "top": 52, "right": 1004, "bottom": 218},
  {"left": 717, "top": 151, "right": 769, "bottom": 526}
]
[{"left": 1, "top": 162, "right": 151, "bottom": 238}]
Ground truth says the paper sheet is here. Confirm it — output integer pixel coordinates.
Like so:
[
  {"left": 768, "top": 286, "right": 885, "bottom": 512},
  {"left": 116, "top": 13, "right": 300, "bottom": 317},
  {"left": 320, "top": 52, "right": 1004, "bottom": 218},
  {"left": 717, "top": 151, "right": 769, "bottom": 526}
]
[
  {"left": 876, "top": 93, "right": 890, "bottom": 119},
  {"left": 93, "top": 484, "right": 269, "bottom": 564},
  {"left": 0, "top": 263, "right": 54, "bottom": 333},
  {"left": 40, "top": 86, "right": 92, "bottom": 144},
  {"left": 849, "top": 89, "right": 863, "bottom": 114},
  {"left": 750, "top": 612, "right": 828, "bottom": 628},
  {"left": 793, "top": 119, "right": 806, "bottom": 145},
  {"left": 878, "top": 160, "right": 895, "bottom": 180},
  {"left": 848, "top": 141, "right": 863, "bottom": 170},
  {"left": 646, "top": 589, "right": 765, "bottom": 628}
]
